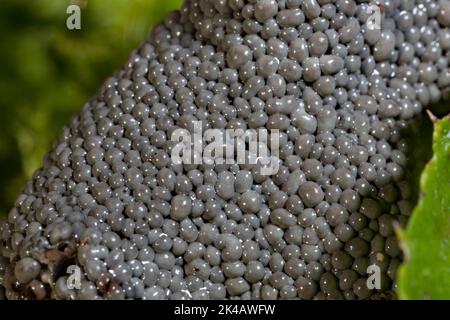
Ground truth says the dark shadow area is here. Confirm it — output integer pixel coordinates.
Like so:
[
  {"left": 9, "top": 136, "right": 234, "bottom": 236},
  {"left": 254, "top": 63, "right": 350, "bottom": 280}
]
[{"left": 402, "top": 98, "right": 450, "bottom": 208}]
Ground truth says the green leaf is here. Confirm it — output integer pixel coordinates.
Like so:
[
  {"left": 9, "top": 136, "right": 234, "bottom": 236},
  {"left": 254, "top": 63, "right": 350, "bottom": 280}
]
[{"left": 398, "top": 115, "right": 450, "bottom": 300}]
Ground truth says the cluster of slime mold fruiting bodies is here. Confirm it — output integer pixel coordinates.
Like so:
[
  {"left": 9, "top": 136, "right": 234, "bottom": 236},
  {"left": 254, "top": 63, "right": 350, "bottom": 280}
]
[{"left": 1, "top": 0, "right": 450, "bottom": 300}]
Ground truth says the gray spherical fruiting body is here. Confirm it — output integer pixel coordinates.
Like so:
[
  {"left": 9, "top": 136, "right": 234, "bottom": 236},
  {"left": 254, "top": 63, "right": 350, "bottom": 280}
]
[{"left": 0, "top": 0, "right": 449, "bottom": 300}]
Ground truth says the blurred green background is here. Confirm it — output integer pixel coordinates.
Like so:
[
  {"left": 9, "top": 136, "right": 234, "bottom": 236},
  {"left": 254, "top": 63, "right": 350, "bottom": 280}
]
[{"left": 0, "top": 0, "right": 182, "bottom": 217}]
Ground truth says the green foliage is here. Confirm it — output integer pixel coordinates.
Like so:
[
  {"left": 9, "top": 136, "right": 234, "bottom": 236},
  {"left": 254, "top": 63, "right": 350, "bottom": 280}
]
[
  {"left": 398, "top": 115, "right": 450, "bottom": 299},
  {"left": 0, "top": 0, "right": 182, "bottom": 216}
]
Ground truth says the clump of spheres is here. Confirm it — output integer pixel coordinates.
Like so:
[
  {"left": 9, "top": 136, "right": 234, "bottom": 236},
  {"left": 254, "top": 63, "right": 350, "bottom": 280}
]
[{"left": 1, "top": 0, "right": 449, "bottom": 300}]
